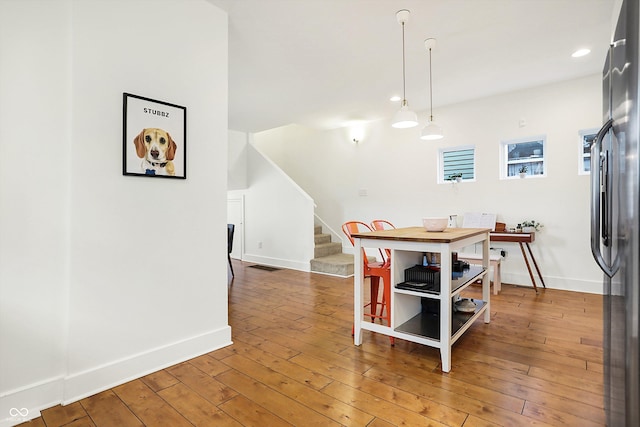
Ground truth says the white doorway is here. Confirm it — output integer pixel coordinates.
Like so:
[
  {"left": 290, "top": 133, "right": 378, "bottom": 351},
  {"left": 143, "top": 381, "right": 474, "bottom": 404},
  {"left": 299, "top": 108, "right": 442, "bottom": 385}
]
[{"left": 227, "top": 195, "right": 244, "bottom": 260}]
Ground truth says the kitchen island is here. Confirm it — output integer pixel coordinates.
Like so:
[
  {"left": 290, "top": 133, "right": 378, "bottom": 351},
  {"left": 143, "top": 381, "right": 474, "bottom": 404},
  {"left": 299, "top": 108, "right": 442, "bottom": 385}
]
[{"left": 352, "top": 226, "right": 491, "bottom": 372}]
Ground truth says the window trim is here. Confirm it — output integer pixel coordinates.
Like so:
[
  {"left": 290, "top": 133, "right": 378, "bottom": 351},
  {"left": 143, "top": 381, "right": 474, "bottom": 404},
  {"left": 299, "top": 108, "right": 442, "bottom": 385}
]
[
  {"left": 438, "top": 145, "right": 476, "bottom": 184},
  {"left": 578, "top": 128, "right": 598, "bottom": 175},
  {"left": 499, "top": 135, "right": 547, "bottom": 179}
]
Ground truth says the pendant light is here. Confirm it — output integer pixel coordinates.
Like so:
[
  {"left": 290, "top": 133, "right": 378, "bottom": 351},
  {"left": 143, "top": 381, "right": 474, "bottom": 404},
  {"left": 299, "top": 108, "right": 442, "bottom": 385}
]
[
  {"left": 391, "top": 9, "right": 418, "bottom": 129},
  {"left": 420, "top": 38, "right": 444, "bottom": 140}
]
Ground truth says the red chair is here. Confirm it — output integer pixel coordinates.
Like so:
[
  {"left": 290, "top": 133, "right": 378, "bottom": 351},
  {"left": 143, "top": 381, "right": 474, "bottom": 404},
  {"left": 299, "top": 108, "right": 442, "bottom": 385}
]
[
  {"left": 370, "top": 219, "right": 396, "bottom": 231},
  {"left": 343, "top": 221, "right": 394, "bottom": 345},
  {"left": 370, "top": 220, "right": 396, "bottom": 261}
]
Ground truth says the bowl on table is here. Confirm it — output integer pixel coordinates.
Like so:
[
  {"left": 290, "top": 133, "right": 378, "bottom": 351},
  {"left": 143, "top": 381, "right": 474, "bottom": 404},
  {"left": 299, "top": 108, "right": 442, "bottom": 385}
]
[{"left": 422, "top": 217, "right": 448, "bottom": 232}]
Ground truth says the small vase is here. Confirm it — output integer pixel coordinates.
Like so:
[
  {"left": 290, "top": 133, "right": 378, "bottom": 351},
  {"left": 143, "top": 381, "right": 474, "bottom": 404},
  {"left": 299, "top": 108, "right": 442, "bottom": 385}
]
[{"left": 519, "top": 172, "right": 526, "bottom": 178}]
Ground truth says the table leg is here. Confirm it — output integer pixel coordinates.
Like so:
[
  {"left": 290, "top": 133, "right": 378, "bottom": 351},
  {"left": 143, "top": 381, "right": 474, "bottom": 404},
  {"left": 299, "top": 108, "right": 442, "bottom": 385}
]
[
  {"left": 518, "top": 242, "right": 538, "bottom": 293},
  {"left": 525, "top": 243, "right": 546, "bottom": 288},
  {"left": 354, "top": 240, "right": 364, "bottom": 345},
  {"left": 483, "top": 237, "right": 491, "bottom": 323},
  {"left": 440, "top": 246, "right": 452, "bottom": 372},
  {"left": 441, "top": 348, "right": 451, "bottom": 373}
]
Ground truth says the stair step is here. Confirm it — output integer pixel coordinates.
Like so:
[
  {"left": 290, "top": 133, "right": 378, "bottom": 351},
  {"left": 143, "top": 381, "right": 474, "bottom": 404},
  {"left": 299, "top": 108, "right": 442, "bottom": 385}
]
[
  {"left": 314, "top": 233, "right": 332, "bottom": 245},
  {"left": 314, "top": 242, "right": 342, "bottom": 258},
  {"left": 311, "top": 224, "right": 361, "bottom": 277},
  {"left": 311, "top": 253, "right": 355, "bottom": 277},
  {"left": 310, "top": 253, "right": 378, "bottom": 277}
]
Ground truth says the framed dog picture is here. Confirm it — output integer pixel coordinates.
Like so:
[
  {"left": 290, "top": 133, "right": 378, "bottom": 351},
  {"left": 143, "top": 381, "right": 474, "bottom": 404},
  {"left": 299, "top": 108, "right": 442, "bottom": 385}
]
[{"left": 123, "top": 93, "right": 187, "bottom": 179}]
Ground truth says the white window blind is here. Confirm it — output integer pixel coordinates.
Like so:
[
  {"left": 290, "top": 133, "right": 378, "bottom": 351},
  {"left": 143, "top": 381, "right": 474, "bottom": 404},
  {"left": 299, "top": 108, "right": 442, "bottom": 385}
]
[{"left": 441, "top": 147, "right": 475, "bottom": 181}]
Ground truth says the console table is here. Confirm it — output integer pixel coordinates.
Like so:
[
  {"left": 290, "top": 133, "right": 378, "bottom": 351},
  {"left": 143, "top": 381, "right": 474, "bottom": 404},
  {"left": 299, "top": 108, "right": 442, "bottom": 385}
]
[
  {"left": 352, "top": 227, "right": 491, "bottom": 372},
  {"left": 490, "top": 232, "right": 545, "bottom": 293}
]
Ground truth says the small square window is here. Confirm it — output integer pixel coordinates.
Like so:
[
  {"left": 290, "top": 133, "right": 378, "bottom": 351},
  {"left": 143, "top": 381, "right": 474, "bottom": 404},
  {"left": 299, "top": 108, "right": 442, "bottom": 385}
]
[
  {"left": 439, "top": 146, "right": 475, "bottom": 183},
  {"left": 500, "top": 136, "right": 546, "bottom": 179},
  {"left": 579, "top": 128, "right": 598, "bottom": 175}
]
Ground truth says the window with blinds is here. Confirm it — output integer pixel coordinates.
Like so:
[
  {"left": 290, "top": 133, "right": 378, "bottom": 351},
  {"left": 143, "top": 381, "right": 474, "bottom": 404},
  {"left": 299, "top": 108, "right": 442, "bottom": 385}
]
[{"left": 440, "top": 147, "right": 475, "bottom": 182}]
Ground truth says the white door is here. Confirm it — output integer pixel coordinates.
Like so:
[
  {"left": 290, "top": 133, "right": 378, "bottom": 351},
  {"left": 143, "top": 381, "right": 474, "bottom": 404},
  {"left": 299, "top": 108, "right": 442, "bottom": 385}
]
[{"left": 227, "top": 196, "right": 244, "bottom": 260}]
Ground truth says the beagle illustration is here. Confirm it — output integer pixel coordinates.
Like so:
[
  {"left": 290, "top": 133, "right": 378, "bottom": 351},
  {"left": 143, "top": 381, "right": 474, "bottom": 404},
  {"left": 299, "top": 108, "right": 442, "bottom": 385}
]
[{"left": 133, "top": 128, "right": 177, "bottom": 176}]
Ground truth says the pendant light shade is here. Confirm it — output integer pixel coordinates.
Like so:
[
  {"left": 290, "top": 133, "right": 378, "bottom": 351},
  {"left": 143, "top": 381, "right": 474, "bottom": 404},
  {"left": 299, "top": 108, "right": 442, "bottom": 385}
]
[
  {"left": 391, "top": 10, "right": 418, "bottom": 129},
  {"left": 392, "top": 101, "right": 419, "bottom": 129},
  {"left": 420, "top": 120, "right": 444, "bottom": 140},
  {"left": 420, "top": 38, "right": 444, "bottom": 140}
]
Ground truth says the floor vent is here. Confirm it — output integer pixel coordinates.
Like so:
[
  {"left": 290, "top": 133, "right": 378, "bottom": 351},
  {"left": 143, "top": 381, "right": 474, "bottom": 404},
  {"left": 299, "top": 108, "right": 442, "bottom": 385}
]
[{"left": 248, "top": 265, "right": 281, "bottom": 272}]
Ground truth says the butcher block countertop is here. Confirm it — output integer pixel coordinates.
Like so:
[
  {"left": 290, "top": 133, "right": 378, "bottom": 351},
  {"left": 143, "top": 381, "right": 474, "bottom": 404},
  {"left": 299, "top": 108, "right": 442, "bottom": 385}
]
[{"left": 350, "top": 227, "right": 490, "bottom": 243}]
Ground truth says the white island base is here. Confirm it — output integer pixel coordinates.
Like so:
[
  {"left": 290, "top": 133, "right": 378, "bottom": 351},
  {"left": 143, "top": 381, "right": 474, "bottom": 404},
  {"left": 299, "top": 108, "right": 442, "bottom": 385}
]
[{"left": 352, "top": 227, "right": 491, "bottom": 372}]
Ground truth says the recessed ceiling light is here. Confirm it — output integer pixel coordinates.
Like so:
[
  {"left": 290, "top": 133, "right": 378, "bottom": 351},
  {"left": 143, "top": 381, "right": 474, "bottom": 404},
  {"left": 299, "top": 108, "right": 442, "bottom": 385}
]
[
  {"left": 572, "top": 48, "right": 591, "bottom": 58},
  {"left": 390, "top": 95, "right": 402, "bottom": 102}
]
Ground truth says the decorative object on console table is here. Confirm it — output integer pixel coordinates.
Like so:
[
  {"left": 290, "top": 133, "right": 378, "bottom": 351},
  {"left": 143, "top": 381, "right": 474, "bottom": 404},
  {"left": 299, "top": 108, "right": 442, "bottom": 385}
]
[
  {"left": 462, "top": 212, "right": 497, "bottom": 231},
  {"left": 123, "top": 92, "right": 187, "bottom": 179},
  {"left": 520, "top": 220, "right": 543, "bottom": 233}
]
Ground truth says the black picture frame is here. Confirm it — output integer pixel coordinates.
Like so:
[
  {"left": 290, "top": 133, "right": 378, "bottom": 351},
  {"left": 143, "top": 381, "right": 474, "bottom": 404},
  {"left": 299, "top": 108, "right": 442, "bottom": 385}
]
[{"left": 123, "top": 93, "right": 187, "bottom": 179}]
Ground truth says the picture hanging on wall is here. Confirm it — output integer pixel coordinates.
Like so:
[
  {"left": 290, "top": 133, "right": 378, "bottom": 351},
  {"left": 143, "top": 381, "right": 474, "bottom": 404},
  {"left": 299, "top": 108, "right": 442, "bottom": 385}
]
[{"left": 123, "top": 92, "right": 187, "bottom": 179}]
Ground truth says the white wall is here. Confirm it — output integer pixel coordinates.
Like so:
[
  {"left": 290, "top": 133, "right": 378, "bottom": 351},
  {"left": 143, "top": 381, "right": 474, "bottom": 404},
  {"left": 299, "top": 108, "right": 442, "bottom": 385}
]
[
  {"left": 0, "top": 1, "right": 230, "bottom": 424},
  {"left": 228, "top": 141, "right": 315, "bottom": 271},
  {"left": 0, "top": 1, "right": 72, "bottom": 420},
  {"left": 254, "top": 75, "right": 603, "bottom": 293},
  {"left": 228, "top": 129, "right": 248, "bottom": 190}
]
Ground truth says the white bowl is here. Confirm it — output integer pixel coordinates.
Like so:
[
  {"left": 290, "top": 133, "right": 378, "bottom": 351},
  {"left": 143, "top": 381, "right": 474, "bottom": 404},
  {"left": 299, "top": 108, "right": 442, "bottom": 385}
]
[
  {"left": 454, "top": 298, "right": 477, "bottom": 313},
  {"left": 422, "top": 217, "right": 448, "bottom": 232}
]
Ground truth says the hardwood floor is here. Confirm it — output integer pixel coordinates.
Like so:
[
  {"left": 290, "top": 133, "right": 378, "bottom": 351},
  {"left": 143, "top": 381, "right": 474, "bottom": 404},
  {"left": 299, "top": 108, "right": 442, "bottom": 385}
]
[{"left": 21, "top": 260, "right": 604, "bottom": 426}]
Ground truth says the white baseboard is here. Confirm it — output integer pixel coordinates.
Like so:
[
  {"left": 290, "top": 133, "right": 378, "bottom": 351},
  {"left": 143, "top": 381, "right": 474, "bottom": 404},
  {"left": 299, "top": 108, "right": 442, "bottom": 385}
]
[
  {"left": 0, "top": 326, "right": 232, "bottom": 427},
  {"left": 62, "top": 326, "right": 232, "bottom": 403},
  {"left": 0, "top": 376, "right": 61, "bottom": 427},
  {"left": 501, "top": 272, "right": 603, "bottom": 294}
]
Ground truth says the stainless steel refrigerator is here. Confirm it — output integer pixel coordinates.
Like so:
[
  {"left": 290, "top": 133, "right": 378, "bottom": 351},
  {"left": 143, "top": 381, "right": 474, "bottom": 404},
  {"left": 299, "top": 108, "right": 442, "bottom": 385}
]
[{"left": 592, "top": 1, "right": 640, "bottom": 425}]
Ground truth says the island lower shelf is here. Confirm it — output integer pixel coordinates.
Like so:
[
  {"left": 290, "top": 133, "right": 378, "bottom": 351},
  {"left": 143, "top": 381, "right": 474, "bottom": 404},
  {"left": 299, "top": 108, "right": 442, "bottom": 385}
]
[{"left": 394, "top": 300, "right": 487, "bottom": 341}]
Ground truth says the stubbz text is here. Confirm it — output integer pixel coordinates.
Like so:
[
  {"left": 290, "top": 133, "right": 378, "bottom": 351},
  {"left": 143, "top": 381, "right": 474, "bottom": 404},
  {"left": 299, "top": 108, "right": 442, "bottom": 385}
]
[{"left": 143, "top": 107, "right": 169, "bottom": 118}]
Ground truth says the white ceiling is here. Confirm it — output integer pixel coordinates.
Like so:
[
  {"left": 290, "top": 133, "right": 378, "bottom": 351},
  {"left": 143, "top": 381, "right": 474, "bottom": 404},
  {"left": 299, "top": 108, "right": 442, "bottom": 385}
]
[{"left": 208, "top": 0, "right": 616, "bottom": 133}]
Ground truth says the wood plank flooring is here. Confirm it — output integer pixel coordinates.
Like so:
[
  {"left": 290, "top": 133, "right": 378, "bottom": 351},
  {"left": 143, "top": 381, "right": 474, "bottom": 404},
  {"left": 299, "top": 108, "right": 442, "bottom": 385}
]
[{"left": 20, "top": 260, "right": 604, "bottom": 426}]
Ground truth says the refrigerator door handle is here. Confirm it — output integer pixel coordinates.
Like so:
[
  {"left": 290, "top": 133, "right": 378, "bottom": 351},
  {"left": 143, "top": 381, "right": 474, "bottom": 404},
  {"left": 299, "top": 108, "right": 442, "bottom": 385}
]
[{"left": 590, "top": 119, "right": 619, "bottom": 278}]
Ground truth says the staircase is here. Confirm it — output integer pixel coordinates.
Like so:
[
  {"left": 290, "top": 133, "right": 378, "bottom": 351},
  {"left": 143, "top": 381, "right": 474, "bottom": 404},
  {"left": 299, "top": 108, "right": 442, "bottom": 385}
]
[{"left": 310, "top": 225, "right": 355, "bottom": 277}]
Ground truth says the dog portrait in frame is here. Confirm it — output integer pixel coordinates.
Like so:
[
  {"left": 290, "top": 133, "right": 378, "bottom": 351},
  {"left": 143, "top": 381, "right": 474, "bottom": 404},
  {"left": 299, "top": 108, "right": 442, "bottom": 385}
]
[{"left": 123, "top": 93, "right": 186, "bottom": 179}]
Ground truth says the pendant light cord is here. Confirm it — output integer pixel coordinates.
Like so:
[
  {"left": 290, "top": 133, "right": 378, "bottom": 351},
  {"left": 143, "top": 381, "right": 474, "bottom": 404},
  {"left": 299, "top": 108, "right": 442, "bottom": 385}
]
[
  {"left": 429, "top": 47, "right": 434, "bottom": 121},
  {"left": 401, "top": 21, "right": 407, "bottom": 105}
]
